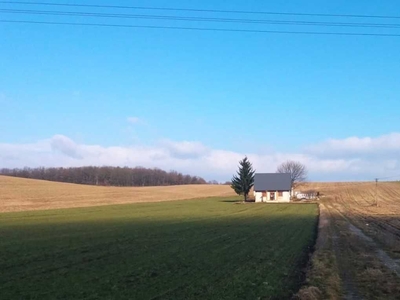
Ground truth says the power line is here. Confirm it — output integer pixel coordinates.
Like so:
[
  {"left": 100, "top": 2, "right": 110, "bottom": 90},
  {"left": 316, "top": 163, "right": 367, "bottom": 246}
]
[
  {"left": 2, "top": 19, "right": 400, "bottom": 37},
  {"left": 376, "top": 174, "right": 400, "bottom": 180},
  {"left": 373, "top": 174, "right": 400, "bottom": 207},
  {"left": 1, "top": 1, "right": 400, "bottom": 20},
  {"left": 2, "top": 8, "right": 400, "bottom": 29},
  {"left": 374, "top": 175, "right": 400, "bottom": 208}
]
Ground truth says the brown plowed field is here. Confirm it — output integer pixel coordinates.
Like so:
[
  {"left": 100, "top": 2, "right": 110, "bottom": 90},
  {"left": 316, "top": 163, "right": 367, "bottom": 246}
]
[
  {"left": 297, "top": 181, "right": 400, "bottom": 299},
  {"left": 306, "top": 181, "right": 400, "bottom": 258}
]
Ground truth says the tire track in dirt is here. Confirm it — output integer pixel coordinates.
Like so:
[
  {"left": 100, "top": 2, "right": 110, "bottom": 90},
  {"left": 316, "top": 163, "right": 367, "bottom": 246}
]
[
  {"left": 325, "top": 203, "right": 400, "bottom": 277},
  {"left": 347, "top": 223, "right": 400, "bottom": 277},
  {"left": 322, "top": 203, "right": 362, "bottom": 300}
]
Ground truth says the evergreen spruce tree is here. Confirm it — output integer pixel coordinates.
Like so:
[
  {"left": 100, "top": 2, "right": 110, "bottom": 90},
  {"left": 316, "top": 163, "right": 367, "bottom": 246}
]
[{"left": 231, "top": 157, "right": 255, "bottom": 201}]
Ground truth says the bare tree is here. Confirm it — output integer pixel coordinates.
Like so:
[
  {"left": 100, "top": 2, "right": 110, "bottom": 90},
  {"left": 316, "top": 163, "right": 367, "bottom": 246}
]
[{"left": 276, "top": 160, "right": 307, "bottom": 188}]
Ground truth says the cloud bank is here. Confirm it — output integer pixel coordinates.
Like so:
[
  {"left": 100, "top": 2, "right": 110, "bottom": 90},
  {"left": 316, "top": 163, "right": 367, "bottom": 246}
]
[
  {"left": 307, "top": 133, "right": 400, "bottom": 156},
  {"left": 1, "top": 133, "right": 400, "bottom": 182}
]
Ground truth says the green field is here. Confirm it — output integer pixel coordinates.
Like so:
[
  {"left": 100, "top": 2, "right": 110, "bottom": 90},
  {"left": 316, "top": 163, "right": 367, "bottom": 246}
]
[{"left": 0, "top": 198, "right": 318, "bottom": 300}]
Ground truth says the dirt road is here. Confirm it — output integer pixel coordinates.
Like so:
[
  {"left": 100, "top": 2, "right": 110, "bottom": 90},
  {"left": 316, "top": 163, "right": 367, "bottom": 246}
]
[{"left": 298, "top": 182, "right": 400, "bottom": 299}]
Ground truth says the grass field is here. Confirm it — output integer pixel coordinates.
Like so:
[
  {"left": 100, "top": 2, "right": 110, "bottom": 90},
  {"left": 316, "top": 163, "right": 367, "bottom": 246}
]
[
  {"left": 0, "top": 197, "right": 318, "bottom": 300},
  {"left": 0, "top": 175, "right": 235, "bottom": 212}
]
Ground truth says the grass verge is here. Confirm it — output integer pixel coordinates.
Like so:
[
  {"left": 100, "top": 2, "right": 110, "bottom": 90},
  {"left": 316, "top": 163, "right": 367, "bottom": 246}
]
[{"left": 294, "top": 204, "right": 341, "bottom": 300}]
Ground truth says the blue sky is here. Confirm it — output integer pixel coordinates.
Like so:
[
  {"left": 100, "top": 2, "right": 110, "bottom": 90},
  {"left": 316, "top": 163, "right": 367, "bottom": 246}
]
[{"left": 1, "top": 0, "right": 400, "bottom": 181}]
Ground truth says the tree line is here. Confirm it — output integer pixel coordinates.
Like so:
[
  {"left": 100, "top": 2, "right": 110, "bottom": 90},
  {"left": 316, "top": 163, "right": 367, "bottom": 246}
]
[{"left": 0, "top": 166, "right": 207, "bottom": 186}]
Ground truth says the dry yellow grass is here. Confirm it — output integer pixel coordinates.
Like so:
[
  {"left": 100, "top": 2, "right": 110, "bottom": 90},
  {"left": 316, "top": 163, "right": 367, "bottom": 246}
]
[
  {"left": 0, "top": 175, "right": 235, "bottom": 213},
  {"left": 300, "top": 181, "right": 400, "bottom": 217}
]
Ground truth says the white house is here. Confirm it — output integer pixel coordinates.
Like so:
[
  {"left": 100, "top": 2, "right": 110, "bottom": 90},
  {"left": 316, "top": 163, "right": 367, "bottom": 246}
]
[{"left": 253, "top": 173, "right": 292, "bottom": 203}]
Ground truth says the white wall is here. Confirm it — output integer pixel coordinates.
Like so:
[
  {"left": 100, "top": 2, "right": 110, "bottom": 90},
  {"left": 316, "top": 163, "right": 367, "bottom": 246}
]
[
  {"left": 255, "top": 192, "right": 263, "bottom": 202},
  {"left": 280, "top": 191, "right": 291, "bottom": 201},
  {"left": 255, "top": 191, "right": 290, "bottom": 202}
]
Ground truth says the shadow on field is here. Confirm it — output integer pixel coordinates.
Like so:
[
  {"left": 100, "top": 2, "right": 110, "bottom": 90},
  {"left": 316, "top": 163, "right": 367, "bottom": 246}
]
[{"left": 0, "top": 202, "right": 318, "bottom": 300}]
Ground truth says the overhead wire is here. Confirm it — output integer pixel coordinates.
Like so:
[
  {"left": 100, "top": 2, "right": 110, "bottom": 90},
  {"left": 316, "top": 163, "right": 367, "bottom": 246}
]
[
  {"left": 2, "top": 19, "right": 400, "bottom": 37},
  {"left": 1, "top": 2, "right": 400, "bottom": 36},
  {"left": 2, "top": 8, "right": 400, "bottom": 29},
  {"left": 376, "top": 174, "right": 400, "bottom": 180},
  {"left": 1, "top": 1, "right": 400, "bottom": 20}
]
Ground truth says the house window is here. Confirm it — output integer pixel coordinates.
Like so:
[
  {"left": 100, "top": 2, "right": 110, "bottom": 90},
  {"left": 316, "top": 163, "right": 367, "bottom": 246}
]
[{"left": 278, "top": 191, "right": 283, "bottom": 197}]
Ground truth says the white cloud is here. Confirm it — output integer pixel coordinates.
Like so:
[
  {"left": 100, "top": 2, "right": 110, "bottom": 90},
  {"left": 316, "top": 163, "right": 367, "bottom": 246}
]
[
  {"left": 127, "top": 117, "right": 141, "bottom": 124},
  {"left": 50, "top": 135, "right": 82, "bottom": 159},
  {"left": 307, "top": 133, "right": 400, "bottom": 156},
  {"left": 160, "top": 139, "right": 210, "bottom": 159},
  {"left": 1, "top": 133, "right": 400, "bottom": 181}
]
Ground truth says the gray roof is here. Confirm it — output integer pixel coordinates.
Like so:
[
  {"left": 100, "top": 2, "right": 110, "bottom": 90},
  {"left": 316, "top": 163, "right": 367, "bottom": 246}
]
[{"left": 254, "top": 173, "right": 292, "bottom": 191}]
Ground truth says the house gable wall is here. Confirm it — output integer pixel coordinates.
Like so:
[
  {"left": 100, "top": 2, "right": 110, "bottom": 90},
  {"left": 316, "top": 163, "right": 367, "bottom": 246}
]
[{"left": 254, "top": 190, "right": 291, "bottom": 202}]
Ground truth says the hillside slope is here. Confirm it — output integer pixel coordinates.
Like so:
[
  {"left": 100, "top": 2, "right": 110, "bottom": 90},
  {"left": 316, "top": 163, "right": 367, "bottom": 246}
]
[{"left": 0, "top": 176, "right": 235, "bottom": 213}]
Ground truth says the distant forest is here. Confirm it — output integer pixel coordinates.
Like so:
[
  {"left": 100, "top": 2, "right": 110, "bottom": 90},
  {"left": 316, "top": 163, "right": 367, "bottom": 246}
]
[{"left": 0, "top": 166, "right": 207, "bottom": 186}]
